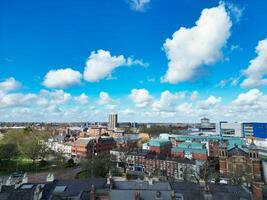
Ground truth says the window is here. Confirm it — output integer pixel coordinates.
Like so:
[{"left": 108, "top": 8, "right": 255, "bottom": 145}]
[
  {"left": 21, "top": 184, "right": 34, "bottom": 189},
  {"left": 54, "top": 186, "right": 67, "bottom": 193}
]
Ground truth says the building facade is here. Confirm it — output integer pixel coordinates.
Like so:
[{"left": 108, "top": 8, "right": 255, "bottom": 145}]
[
  {"left": 171, "top": 142, "right": 208, "bottom": 161},
  {"left": 72, "top": 136, "right": 116, "bottom": 158},
  {"left": 147, "top": 139, "right": 172, "bottom": 156},
  {"left": 219, "top": 142, "right": 263, "bottom": 186},
  {"left": 243, "top": 122, "right": 267, "bottom": 139},
  {"left": 108, "top": 114, "right": 118, "bottom": 130},
  {"left": 220, "top": 122, "right": 243, "bottom": 137}
]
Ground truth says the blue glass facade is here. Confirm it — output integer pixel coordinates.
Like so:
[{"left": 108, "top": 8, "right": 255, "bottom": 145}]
[{"left": 242, "top": 122, "right": 267, "bottom": 139}]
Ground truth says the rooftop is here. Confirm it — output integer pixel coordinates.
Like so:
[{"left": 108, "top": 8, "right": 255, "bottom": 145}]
[{"left": 148, "top": 139, "right": 171, "bottom": 147}]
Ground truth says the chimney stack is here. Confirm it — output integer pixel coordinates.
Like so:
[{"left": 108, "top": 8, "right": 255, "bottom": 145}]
[
  {"left": 155, "top": 191, "right": 161, "bottom": 200},
  {"left": 46, "top": 173, "right": 54, "bottom": 182},
  {"left": 22, "top": 173, "right": 28, "bottom": 184},
  {"left": 171, "top": 191, "right": 176, "bottom": 200},
  {"left": 135, "top": 191, "right": 141, "bottom": 200}
]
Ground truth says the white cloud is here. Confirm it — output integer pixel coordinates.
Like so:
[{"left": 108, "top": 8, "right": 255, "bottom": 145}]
[
  {"left": 130, "top": 88, "right": 152, "bottom": 108},
  {"left": 38, "top": 89, "right": 71, "bottom": 107},
  {"left": 232, "top": 89, "right": 265, "bottom": 107},
  {"left": 161, "top": 3, "right": 232, "bottom": 83},
  {"left": 152, "top": 90, "right": 185, "bottom": 111},
  {"left": 83, "top": 50, "right": 146, "bottom": 82},
  {"left": 106, "top": 104, "right": 117, "bottom": 110},
  {"left": 75, "top": 93, "right": 89, "bottom": 104},
  {"left": 0, "top": 93, "right": 36, "bottom": 108},
  {"left": 215, "top": 77, "right": 239, "bottom": 88},
  {"left": 241, "top": 39, "right": 267, "bottom": 88},
  {"left": 0, "top": 77, "right": 21, "bottom": 92},
  {"left": 225, "top": 2, "right": 244, "bottom": 23},
  {"left": 121, "top": 109, "right": 136, "bottom": 116},
  {"left": 43, "top": 68, "right": 82, "bottom": 89},
  {"left": 190, "top": 91, "right": 199, "bottom": 100},
  {"left": 128, "top": 0, "right": 150, "bottom": 12},
  {"left": 176, "top": 103, "right": 194, "bottom": 115},
  {"left": 198, "top": 95, "right": 221, "bottom": 109},
  {"left": 97, "top": 92, "right": 113, "bottom": 105}
]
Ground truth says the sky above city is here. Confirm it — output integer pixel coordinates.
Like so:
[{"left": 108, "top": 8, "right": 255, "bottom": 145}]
[{"left": 1, "top": 0, "right": 267, "bottom": 123}]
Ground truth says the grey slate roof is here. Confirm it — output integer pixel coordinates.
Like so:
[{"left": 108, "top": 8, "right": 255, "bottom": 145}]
[
  {"left": 171, "top": 182, "right": 252, "bottom": 200},
  {"left": 51, "top": 178, "right": 106, "bottom": 198},
  {"left": 113, "top": 180, "right": 172, "bottom": 191},
  {"left": 109, "top": 190, "right": 174, "bottom": 200},
  {"left": 5, "top": 178, "right": 107, "bottom": 200},
  {"left": 228, "top": 146, "right": 248, "bottom": 157}
]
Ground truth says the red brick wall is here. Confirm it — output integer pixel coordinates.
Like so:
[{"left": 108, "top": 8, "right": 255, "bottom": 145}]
[
  {"left": 192, "top": 153, "right": 208, "bottom": 160},
  {"left": 208, "top": 141, "right": 220, "bottom": 157},
  {"left": 150, "top": 144, "right": 172, "bottom": 156},
  {"left": 219, "top": 159, "right": 227, "bottom": 174},
  {"left": 150, "top": 146, "right": 161, "bottom": 154},
  {"left": 171, "top": 151, "right": 184, "bottom": 158},
  {"left": 252, "top": 182, "right": 263, "bottom": 200}
]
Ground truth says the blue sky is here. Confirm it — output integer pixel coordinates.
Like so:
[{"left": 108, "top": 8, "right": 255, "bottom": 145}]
[{"left": 1, "top": 0, "right": 267, "bottom": 122}]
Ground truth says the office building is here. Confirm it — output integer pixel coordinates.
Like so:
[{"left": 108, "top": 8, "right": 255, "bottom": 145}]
[
  {"left": 220, "top": 122, "right": 243, "bottom": 137},
  {"left": 108, "top": 113, "right": 118, "bottom": 129},
  {"left": 243, "top": 122, "right": 267, "bottom": 139}
]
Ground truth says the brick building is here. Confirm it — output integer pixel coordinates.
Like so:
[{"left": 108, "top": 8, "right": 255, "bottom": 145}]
[
  {"left": 72, "top": 136, "right": 116, "bottom": 158},
  {"left": 147, "top": 139, "right": 172, "bottom": 156},
  {"left": 219, "top": 140, "right": 263, "bottom": 187},
  {"left": 171, "top": 142, "right": 208, "bottom": 161},
  {"left": 111, "top": 149, "right": 199, "bottom": 181}
]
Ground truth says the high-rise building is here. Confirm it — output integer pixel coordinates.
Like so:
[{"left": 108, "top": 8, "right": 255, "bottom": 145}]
[{"left": 108, "top": 113, "right": 118, "bottom": 129}]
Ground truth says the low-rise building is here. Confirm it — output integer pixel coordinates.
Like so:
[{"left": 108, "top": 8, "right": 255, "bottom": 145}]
[
  {"left": 111, "top": 149, "right": 199, "bottom": 181},
  {"left": 146, "top": 139, "right": 172, "bottom": 156},
  {"left": 219, "top": 140, "right": 263, "bottom": 188},
  {"left": 171, "top": 142, "right": 208, "bottom": 161},
  {"left": 72, "top": 136, "right": 116, "bottom": 158}
]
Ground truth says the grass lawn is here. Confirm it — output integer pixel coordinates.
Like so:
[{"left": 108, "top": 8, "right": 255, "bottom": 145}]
[{"left": 0, "top": 158, "right": 67, "bottom": 175}]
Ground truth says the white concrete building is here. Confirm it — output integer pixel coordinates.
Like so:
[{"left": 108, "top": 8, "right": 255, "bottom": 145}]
[{"left": 220, "top": 122, "right": 242, "bottom": 137}]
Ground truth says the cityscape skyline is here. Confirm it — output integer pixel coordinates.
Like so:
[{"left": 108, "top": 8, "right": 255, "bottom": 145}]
[{"left": 1, "top": 0, "right": 267, "bottom": 122}]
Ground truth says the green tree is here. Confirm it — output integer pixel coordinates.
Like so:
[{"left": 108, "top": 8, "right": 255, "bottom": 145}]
[
  {"left": 22, "top": 136, "right": 43, "bottom": 164},
  {"left": 82, "top": 153, "right": 115, "bottom": 178},
  {"left": 0, "top": 143, "right": 20, "bottom": 161}
]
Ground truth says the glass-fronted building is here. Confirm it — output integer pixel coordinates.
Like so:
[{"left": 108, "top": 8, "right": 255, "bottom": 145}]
[{"left": 242, "top": 122, "right": 267, "bottom": 139}]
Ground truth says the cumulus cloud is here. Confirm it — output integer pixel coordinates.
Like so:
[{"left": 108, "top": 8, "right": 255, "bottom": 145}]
[
  {"left": 97, "top": 92, "right": 114, "bottom": 105},
  {"left": 128, "top": 0, "right": 150, "bottom": 12},
  {"left": 0, "top": 93, "right": 36, "bottom": 108},
  {"left": 83, "top": 50, "right": 147, "bottom": 82},
  {"left": 75, "top": 93, "right": 89, "bottom": 104},
  {"left": 232, "top": 89, "right": 265, "bottom": 107},
  {"left": 121, "top": 109, "right": 136, "bottom": 116},
  {"left": 152, "top": 90, "right": 185, "bottom": 112},
  {"left": 0, "top": 77, "right": 22, "bottom": 92},
  {"left": 161, "top": 3, "right": 232, "bottom": 83},
  {"left": 176, "top": 103, "right": 194, "bottom": 114},
  {"left": 39, "top": 89, "right": 71, "bottom": 105},
  {"left": 130, "top": 88, "right": 152, "bottom": 108},
  {"left": 43, "top": 68, "right": 82, "bottom": 89},
  {"left": 241, "top": 39, "right": 267, "bottom": 88},
  {"left": 198, "top": 95, "right": 221, "bottom": 109}
]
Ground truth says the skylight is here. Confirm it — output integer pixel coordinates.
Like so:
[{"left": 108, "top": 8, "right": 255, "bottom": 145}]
[
  {"left": 21, "top": 184, "right": 34, "bottom": 189},
  {"left": 54, "top": 186, "right": 67, "bottom": 193}
]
